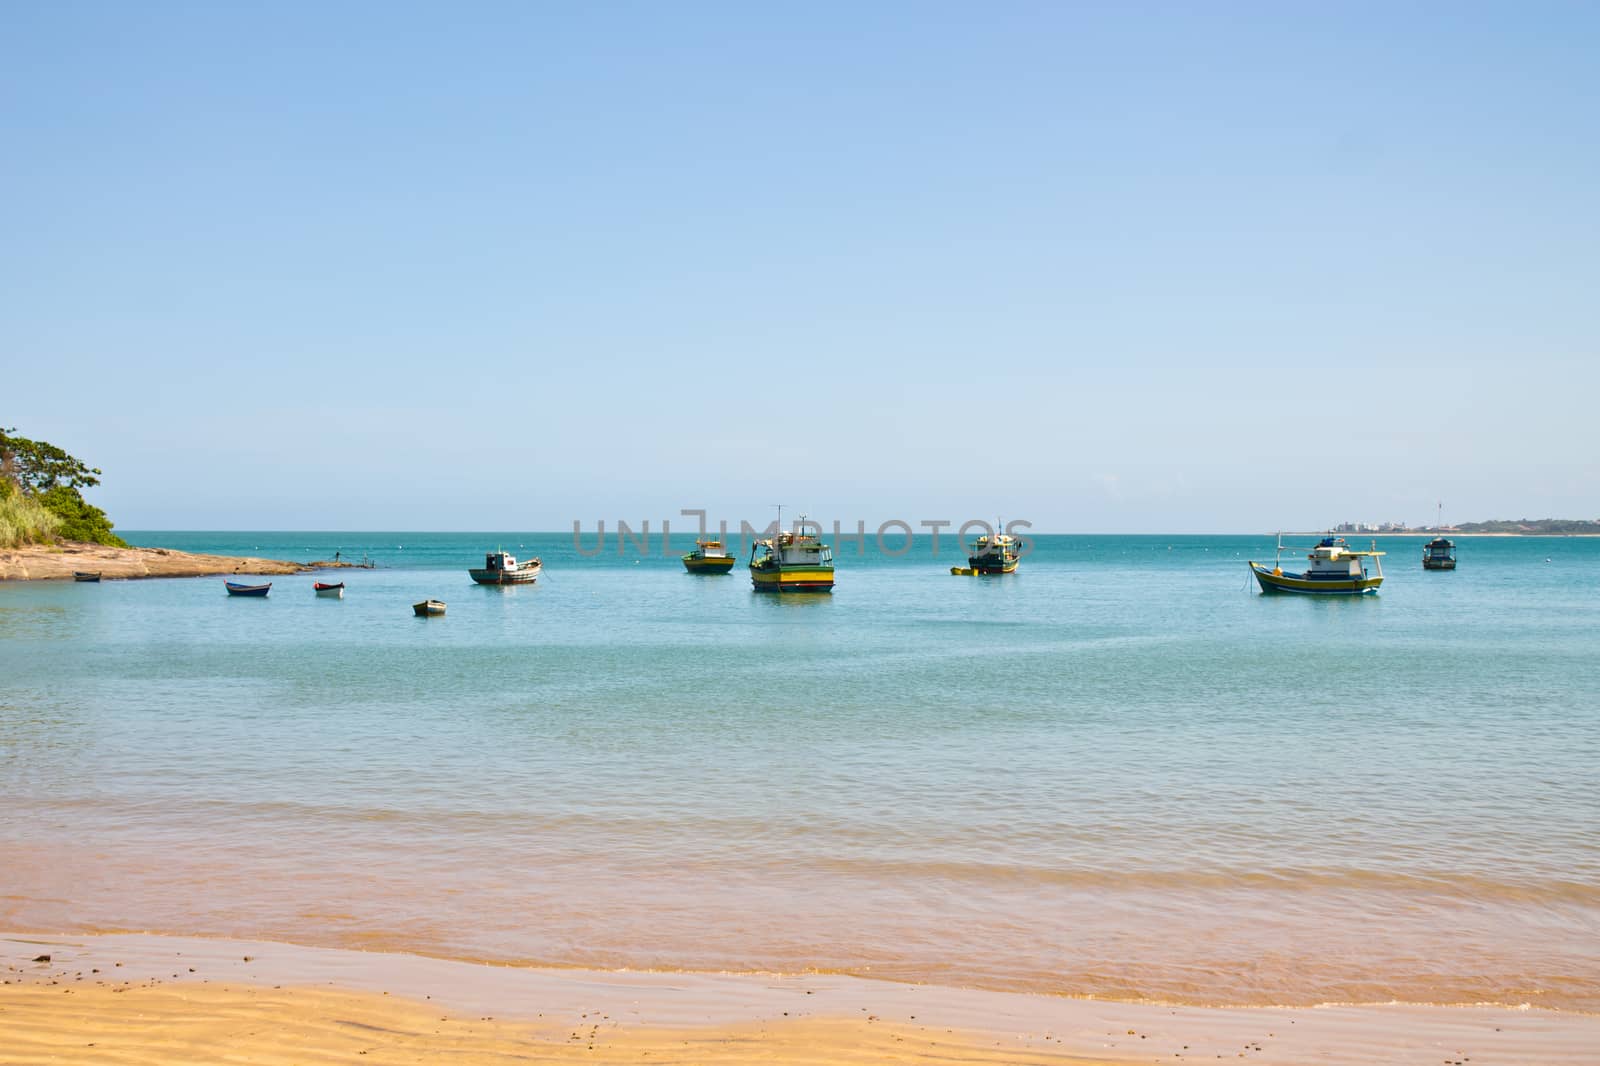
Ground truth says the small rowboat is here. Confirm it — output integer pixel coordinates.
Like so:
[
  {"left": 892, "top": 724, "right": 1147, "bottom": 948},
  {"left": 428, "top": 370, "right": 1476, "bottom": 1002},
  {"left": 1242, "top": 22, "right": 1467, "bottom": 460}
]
[
  {"left": 225, "top": 580, "right": 271, "bottom": 597},
  {"left": 413, "top": 599, "right": 446, "bottom": 617},
  {"left": 314, "top": 581, "right": 345, "bottom": 598},
  {"left": 73, "top": 571, "right": 102, "bottom": 582}
]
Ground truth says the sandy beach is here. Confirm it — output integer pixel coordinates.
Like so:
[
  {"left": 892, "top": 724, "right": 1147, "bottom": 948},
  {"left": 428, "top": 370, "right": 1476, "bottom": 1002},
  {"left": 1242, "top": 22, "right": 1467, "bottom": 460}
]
[
  {"left": 3, "top": 933, "right": 1595, "bottom": 1065},
  {"left": 0, "top": 541, "right": 337, "bottom": 580}
]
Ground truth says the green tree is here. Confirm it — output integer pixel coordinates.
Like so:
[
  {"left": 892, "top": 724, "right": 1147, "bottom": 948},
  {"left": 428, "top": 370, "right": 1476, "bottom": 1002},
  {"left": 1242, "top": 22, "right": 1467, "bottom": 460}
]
[
  {"left": 0, "top": 426, "right": 103, "bottom": 492},
  {"left": 0, "top": 426, "right": 125, "bottom": 547}
]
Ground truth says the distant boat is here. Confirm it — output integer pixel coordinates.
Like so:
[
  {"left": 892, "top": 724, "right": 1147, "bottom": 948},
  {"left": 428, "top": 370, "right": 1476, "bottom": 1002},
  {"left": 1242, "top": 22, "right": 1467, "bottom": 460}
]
[
  {"left": 314, "top": 581, "right": 345, "bottom": 598},
  {"left": 750, "top": 516, "right": 834, "bottom": 593},
  {"left": 1248, "top": 535, "right": 1384, "bottom": 595},
  {"left": 468, "top": 551, "right": 541, "bottom": 585},
  {"left": 225, "top": 580, "right": 271, "bottom": 597},
  {"left": 1422, "top": 537, "right": 1457, "bottom": 571},
  {"left": 413, "top": 599, "right": 446, "bottom": 616},
  {"left": 73, "top": 571, "right": 101, "bottom": 582},
  {"left": 682, "top": 538, "right": 736, "bottom": 574},
  {"left": 963, "top": 527, "right": 1023, "bottom": 575}
]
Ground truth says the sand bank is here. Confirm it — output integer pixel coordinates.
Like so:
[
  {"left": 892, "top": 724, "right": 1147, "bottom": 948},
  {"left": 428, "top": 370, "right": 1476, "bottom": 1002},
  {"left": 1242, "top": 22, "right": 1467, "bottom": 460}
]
[
  {"left": 4, "top": 934, "right": 1594, "bottom": 1065},
  {"left": 0, "top": 541, "right": 328, "bottom": 580}
]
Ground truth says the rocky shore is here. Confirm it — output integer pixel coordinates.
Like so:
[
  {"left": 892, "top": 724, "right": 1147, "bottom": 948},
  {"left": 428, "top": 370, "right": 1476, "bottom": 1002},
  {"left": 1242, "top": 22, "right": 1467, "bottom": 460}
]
[{"left": 0, "top": 540, "right": 353, "bottom": 581}]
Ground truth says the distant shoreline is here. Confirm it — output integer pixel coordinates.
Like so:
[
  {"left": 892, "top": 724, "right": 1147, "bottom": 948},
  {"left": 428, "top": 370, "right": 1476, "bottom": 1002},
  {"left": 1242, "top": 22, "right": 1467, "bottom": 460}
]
[{"left": 1284, "top": 531, "right": 1600, "bottom": 538}]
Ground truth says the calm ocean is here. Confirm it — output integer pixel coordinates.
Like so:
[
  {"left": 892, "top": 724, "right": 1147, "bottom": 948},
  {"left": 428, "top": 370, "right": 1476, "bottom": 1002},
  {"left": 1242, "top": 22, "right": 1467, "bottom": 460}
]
[{"left": 2, "top": 531, "right": 1597, "bottom": 1009}]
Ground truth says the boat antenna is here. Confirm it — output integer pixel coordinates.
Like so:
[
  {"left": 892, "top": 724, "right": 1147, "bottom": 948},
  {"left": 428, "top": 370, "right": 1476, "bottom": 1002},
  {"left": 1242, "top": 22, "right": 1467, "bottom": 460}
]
[{"left": 773, "top": 503, "right": 783, "bottom": 534}]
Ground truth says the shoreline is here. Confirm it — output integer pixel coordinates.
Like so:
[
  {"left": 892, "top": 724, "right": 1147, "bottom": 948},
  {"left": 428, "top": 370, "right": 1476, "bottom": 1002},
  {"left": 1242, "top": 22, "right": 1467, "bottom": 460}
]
[
  {"left": 4, "top": 933, "right": 1596, "bottom": 1065},
  {"left": 0, "top": 541, "right": 349, "bottom": 581},
  {"left": 1278, "top": 531, "right": 1600, "bottom": 538}
]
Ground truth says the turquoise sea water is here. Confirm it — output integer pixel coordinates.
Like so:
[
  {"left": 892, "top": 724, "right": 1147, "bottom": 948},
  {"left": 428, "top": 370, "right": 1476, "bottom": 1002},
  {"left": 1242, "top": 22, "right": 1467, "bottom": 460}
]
[{"left": 2, "top": 531, "right": 1597, "bottom": 1009}]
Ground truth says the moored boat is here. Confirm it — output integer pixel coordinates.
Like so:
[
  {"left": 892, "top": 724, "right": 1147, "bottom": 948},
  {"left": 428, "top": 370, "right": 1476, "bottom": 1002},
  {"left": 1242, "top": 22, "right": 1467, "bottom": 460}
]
[
  {"left": 468, "top": 550, "right": 541, "bottom": 585},
  {"left": 1422, "top": 537, "right": 1457, "bottom": 571},
  {"left": 413, "top": 599, "right": 446, "bottom": 616},
  {"left": 225, "top": 580, "right": 271, "bottom": 597},
  {"left": 1248, "top": 535, "right": 1384, "bottom": 595},
  {"left": 682, "top": 538, "right": 736, "bottom": 574},
  {"left": 750, "top": 516, "right": 834, "bottom": 593},
  {"left": 314, "top": 581, "right": 345, "bottom": 598},
  {"left": 73, "top": 571, "right": 101, "bottom": 582},
  {"left": 963, "top": 527, "right": 1023, "bottom": 575}
]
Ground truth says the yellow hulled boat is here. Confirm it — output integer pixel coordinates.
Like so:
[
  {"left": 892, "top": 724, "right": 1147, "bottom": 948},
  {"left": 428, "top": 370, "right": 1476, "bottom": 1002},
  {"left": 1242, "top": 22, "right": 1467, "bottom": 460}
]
[
  {"left": 1249, "top": 535, "right": 1384, "bottom": 595},
  {"left": 683, "top": 538, "right": 737, "bottom": 574},
  {"left": 960, "top": 528, "right": 1023, "bottom": 574},
  {"left": 749, "top": 516, "right": 834, "bottom": 593}
]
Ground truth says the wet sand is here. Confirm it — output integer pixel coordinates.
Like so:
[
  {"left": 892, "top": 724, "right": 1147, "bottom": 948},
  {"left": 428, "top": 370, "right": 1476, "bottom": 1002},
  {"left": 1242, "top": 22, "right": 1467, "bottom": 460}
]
[
  {"left": 0, "top": 541, "right": 343, "bottom": 580},
  {"left": 4, "top": 933, "right": 1595, "bottom": 1065}
]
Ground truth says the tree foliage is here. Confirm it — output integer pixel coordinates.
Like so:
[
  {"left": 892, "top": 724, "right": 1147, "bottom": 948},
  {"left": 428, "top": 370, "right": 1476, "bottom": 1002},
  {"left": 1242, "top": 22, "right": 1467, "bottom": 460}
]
[
  {"left": 38, "top": 484, "right": 127, "bottom": 546},
  {"left": 0, "top": 426, "right": 104, "bottom": 492},
  {"left": 0, "top": 426, "right": 125, "bottom": 546}
]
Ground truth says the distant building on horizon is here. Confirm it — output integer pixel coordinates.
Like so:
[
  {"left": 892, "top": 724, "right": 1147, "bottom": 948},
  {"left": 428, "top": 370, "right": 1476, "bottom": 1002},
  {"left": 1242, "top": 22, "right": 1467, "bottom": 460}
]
[{"left": 1335, "top": 521, "right": 1414, "bottom": 533}]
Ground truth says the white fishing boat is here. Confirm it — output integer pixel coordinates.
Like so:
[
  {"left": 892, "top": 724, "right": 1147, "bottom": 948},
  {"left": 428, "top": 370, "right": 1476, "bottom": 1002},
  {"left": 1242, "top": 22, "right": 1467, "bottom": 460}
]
[
  {"left": 1248, "top": 534, "right": 1384, "bottom": 595},
  {"left": 468, "top": 550, "right": 541, "bottom": 585}
]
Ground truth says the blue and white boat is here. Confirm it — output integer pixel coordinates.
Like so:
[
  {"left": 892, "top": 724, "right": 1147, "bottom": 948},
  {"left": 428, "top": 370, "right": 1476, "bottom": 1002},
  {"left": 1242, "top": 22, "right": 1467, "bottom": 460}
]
[{"left": 225, "top": 580, "right": 272, "bottom": 597}]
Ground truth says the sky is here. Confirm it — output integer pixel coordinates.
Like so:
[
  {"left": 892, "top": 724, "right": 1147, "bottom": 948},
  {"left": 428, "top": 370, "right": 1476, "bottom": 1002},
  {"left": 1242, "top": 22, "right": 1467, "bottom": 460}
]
[{"left": 3, "top": 2, "right": 1596, "bottom": 532}]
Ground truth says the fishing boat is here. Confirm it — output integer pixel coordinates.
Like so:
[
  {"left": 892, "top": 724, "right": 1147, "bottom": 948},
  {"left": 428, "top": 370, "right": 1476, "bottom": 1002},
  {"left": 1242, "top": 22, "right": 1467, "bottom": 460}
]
[
  {"left": 957, "top": 528, "right": 1023, "bottom": 575},
  {"left": 682, "top": 538, "right": 736, "bottom": 574},
  {"left": 224, "top": 580, "right": 271, "bottom": 597},
  {"left": 314, "top": 581, "right": 345, "bottom": 598},
  {"left": 749, "top": 516, "right": 834, "bottom": 593},
  {"left": 1248, "top": 535, "right": 1384, "bottom": 595},
  {"left": 72, "top": 571, "right": 101, "bottom": 582},
  {"left": 413, "top": 599, "right": 446, "bottom": 616},
  {"left": 1422, "top": 537, "right": 1457, "bottom": 571},
  {"left": 468, "top": 550, "right": 541, "bottom": 585}
]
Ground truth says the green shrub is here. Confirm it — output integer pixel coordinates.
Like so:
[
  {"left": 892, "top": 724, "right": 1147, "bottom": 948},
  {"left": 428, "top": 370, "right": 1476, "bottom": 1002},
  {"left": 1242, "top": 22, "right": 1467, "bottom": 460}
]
[{"left": 37, "top": 485, "right": 127, "bottom": 547}]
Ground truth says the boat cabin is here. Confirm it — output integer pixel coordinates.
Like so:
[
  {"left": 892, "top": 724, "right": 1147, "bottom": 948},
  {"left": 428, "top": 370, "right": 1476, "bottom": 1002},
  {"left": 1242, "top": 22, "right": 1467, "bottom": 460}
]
[
  {"left": 752, "top": 526, "right": 835, "bottom": 569},
  {"left": 482, "top": 551, "right": 519, "bottom": 572},
  {"left": 1303, "top": 537, "right": 1376, "bottom": 580}
]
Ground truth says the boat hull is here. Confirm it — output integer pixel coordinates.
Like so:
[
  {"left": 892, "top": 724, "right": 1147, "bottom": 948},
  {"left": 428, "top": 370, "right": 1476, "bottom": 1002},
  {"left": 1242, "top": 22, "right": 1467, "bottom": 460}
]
[
  {"left": 750, "top": 565, "right": 834, "bottom": 593},
  {"left": 413, "top": 600, "right": 446, "bottom": 616},
  {"left": 225, "top": 581, "right": 271, "bottom": 597},
  {"left": 1422, "top": 559, "right": 1457, "bottom": 571},
  {"left": 683, "top": 555, "right": 736, "bottom": 574},
  {"left": 315, "top": 584, "right": 344, "bottom": 598},
  {"left": 468, "top": 566, "right": 540, "bottom": 585},
  {"left": 966, "top": 556, "right": 1019, "bottom": 574},
  {"left": 1248, "top": 562, "right": 1381, "bottom": 595},
  {"left": 73, "top": 571, "right": 101, "bottom": 582}
]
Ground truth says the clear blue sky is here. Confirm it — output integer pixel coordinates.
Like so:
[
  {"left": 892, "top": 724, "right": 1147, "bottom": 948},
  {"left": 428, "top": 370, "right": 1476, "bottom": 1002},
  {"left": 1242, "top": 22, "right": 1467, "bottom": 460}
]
[{"left": 4, "top": 2, "right": 1596, "bottom": 532}]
